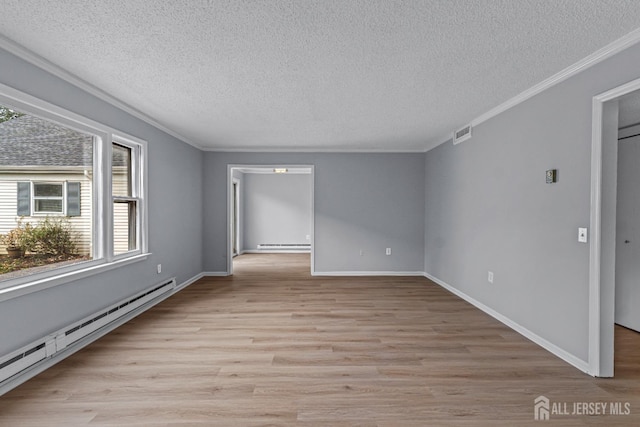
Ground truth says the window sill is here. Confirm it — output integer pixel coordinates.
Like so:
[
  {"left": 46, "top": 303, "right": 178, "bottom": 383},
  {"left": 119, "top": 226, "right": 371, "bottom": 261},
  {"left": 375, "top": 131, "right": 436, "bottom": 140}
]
[{"left": 0, "top": 253, "right": 150, "bottom": 303}]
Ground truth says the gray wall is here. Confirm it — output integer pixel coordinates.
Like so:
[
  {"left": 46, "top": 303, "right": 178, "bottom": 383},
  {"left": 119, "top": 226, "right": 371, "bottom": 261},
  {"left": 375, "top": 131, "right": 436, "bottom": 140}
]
[
  {"left": 242, "top": 173, "right": 311, "bottom": 251},
  {"left": 6, "top": 27, "right": 640, "bottom": 372},
  {"left": 424, "top": 41, "right": 640, "bottom": 362},
  {"left": 204, "top": 153, "right": 425, "bottom": 273},
  {"left": 0, "top": 48, "right": 204, "bottom": 354}
]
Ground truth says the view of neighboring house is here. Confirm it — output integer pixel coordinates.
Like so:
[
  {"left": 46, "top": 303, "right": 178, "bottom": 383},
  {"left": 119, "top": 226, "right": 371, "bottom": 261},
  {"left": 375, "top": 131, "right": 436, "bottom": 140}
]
[{"left": 0, "top": 113, "right": 94, "bottom": 256}]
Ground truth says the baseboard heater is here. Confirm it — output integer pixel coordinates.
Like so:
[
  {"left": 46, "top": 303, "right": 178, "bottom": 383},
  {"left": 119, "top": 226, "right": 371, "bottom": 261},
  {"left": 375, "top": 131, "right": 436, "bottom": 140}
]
[
  {"left": 0, "top": 278, "right": 176, "bottom": 393},
  {"left": 256, "top": 243, "right": 310, "bottom": 250}
]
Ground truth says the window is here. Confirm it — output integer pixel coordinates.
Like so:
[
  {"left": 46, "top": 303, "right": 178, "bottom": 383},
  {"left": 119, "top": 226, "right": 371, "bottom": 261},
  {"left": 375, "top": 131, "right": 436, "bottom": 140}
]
[
  {"left": 16, "top": 181, "right": 82, "bottom": 216},
  {"left": 33, "top": 182, "right": 64, "bottom": 214},
  {"left": 1, "top": 107, "right": 95, "bottom": 271},
  {"left": 0, "top": 84, "right": 148, "bottom": 296},
  {"left": 112, "top": 142, "right": 142, "bottom": 256}
]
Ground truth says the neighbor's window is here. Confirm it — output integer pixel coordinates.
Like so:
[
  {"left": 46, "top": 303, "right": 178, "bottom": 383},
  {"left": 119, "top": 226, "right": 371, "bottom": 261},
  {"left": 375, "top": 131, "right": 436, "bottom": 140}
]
[
  {"left": 33, "top": 183, "right": 64, "bottom": 214},
  {"left": 16, "top": 181, "right": 81, "bottom": 216}
]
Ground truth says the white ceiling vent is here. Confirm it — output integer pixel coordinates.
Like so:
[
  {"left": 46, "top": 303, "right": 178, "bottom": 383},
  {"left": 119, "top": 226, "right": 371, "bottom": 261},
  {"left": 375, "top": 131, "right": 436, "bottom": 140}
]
[{"left": 453, "top": 124, "right": 472, "bottom": 145}]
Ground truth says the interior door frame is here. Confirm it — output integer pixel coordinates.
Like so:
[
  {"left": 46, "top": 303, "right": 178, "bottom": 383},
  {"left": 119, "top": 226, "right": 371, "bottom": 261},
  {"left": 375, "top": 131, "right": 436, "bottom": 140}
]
[
  {"left": 226, "top": 164, "right": 315, "bottom": 276},
  {"left": 232, "top": 177, "right": 240, "bottom": 257},
  {"left": 613, "top": 129, "right": 640, "bottom": 333},
  {"left": 589, "top": 76, "right": 640, "bottom": 377}
]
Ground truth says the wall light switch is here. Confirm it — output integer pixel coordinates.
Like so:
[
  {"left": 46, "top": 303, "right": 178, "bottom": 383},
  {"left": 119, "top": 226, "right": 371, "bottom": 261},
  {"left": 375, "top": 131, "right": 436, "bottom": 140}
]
[
  {"left": 488, "top": 271, "right": 494, "bottom": 284},
  {"left": 578, "top": 228, "right": 588, "bottom": 243},
  {"left": 385, "top": 248, "right": 392, "bottom": 255},
  {"left": 157, "top": 264, "right": 162, "bottom": 274}
]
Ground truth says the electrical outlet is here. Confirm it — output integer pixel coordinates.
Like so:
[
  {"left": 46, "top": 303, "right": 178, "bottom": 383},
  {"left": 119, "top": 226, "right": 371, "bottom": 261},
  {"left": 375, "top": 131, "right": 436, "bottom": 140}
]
[
  {"left": 386, "top": 248, "right": 391, "bottom": 256},
  {"left": 306, "top": 234, "right": 311, "bottom": 241},
  {"left": 488, "top": 271, "right": 494, "bottom": 283},
  {"left": 157, "top": 264, "right": 162, "bottom": 274}
]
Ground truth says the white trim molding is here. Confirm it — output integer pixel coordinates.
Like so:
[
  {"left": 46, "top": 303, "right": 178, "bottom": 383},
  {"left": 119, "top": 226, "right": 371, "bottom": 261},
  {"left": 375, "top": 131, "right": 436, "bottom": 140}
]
[
  {"left": 0, "top": 35, "right": 201, "bottom": 150},
  {"left": 174, "top": 273, "right": 206, "bottom": 291},
  {"left": 242, "top": 250, "right": 311, "bottom": 254},
  {"left": 588, "top": 76, "right": 640, "bottom": 377},
  {"left": 313, "top": 271, "right": 425, "bottom": 277},
  {"left": 0, "top": 254, "right": 149, "bottom": 304},
  {"left": 430, "top": 27, "right": 640, "bottom": 151},
  {"left": 207, "top": 146, "right": 426, "bottom": 153},
  {"left": 424, "top": 272, "right": 590, "bottom": 374},
  {"left": 226, "top": 165, "right": 316, "bottom": 277}
]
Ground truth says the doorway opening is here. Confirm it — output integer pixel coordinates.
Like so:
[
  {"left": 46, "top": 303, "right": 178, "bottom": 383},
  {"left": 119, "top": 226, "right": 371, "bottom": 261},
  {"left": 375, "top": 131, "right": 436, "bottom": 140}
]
[
  {"left": 590, "top": 77, "right": 640, "bottom": 377},
  {"left": 227, "top": 165, "right": 314, "bottom": 276}
]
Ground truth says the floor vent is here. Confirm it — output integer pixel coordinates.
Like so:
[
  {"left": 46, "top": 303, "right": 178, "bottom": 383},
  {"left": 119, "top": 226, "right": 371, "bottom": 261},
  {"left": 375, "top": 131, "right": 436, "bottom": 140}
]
[
  {"left": 0, "top": 278, "right": 176, "bottom": 388},
  {"left": 453, "top": 124, "right": 472, "bottom": 145}
]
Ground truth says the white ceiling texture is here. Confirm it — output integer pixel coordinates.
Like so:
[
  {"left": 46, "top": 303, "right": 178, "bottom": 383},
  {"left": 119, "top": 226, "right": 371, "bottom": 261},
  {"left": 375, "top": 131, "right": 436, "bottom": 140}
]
[{"left": 1, "top": 1, "right": 640, "bottom": 152}]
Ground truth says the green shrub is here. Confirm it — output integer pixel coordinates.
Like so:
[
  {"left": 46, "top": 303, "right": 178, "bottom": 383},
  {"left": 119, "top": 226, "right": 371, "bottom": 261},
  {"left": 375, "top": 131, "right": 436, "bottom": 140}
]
[
  {"left": 0, "top": 219, "right": 33, "bottom": 251},
  {"left": 24, "top": 217, "right": 77, "bottom": 256}
]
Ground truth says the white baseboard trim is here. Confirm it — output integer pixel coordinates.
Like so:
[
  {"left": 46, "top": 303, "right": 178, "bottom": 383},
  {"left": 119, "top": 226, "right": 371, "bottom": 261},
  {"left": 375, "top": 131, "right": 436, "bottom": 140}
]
[
  {"left": 423, "top": 272, "right": 590, "bottom": 374},
  {"left": 241, "top": 250, "right": 311, "bottom": 254},
  {"left": 0, "top": 272, "right": 204, "bottom": 396},
  {"left": 202, "top": 271, "right": 229, "bottom": 277},
  {"left": 313, "top": 271, "right": 425, "bottom": 277},
  {"left": 1, "top": 268, "right": 593, "bottom": 396},
  {"left": 175, "top": 272, "right": 204, "bottom": 291}
]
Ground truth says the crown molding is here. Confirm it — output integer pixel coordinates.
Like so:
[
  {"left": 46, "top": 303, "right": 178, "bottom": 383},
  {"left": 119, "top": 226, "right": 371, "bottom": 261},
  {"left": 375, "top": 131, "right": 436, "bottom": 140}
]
[
  {"left": 5, "top": 24, "right": 640, "bottom": 155},
  {"left": 0, "top": 35, "right": 204, "bottom": 150},
  {"left": 204, "top": 146, "right": 427, "bottom": 153},
  {"left": 428, "top": 27, "right": 640, "bottom": 152}
]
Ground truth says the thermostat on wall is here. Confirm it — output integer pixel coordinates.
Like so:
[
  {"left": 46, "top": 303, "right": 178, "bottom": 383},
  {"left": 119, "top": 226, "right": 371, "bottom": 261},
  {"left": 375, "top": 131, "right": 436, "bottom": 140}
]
[{"left": 546, "top": 169, "right": 557, "bottom": 184}]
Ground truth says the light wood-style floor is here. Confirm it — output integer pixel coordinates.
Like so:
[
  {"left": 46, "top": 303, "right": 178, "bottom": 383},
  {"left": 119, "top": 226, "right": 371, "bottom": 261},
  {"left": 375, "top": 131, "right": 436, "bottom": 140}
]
[{"left": 0, "top": 254, "right": 639, "bottom": 426}]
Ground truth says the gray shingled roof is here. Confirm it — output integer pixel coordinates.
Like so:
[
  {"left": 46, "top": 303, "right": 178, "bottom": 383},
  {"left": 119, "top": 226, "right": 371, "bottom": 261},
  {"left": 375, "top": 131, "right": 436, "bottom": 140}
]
[{"left": 0, "top": 114, "right": 93, "bottom": 167}]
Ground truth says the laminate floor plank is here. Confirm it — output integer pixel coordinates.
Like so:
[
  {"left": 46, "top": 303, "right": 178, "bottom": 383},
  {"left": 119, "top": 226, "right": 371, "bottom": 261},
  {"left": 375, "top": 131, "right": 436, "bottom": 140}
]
[{"left": 1, "top": 253, "right": 639, "bottom": 426}]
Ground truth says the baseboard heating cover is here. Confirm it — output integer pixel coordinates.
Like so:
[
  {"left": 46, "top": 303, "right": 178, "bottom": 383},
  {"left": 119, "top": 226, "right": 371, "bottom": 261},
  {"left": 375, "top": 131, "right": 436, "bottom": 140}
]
[
  {"left": 0, "top": 278, "right": 176, "bottom": 392},
  {"left": 256, "top": 243, "right": 310, "bottom": 250}
]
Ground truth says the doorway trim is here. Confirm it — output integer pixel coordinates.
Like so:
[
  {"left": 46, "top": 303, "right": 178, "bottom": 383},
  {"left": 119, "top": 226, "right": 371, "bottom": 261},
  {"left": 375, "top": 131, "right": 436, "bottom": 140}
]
[
  {"left": 232, "top": 177, "right": 240, "bottom": 257},
  {"left": 226, "top": 164, "right": 315, "bottom": 276},
  {"left": 589, "top": 76, "right": 640, "bottom": 377}
]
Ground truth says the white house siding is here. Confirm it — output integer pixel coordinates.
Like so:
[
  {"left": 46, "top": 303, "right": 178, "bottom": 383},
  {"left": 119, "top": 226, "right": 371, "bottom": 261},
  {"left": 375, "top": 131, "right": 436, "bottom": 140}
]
[
  {"left": 113, "top": 203, "right": 130, "bottom": 255},
  {"left": 112, "top": 168, "right": 131, "bottom": 255},
  {"left": 0, "top": 172, "right": 92, "bottom": 256}
]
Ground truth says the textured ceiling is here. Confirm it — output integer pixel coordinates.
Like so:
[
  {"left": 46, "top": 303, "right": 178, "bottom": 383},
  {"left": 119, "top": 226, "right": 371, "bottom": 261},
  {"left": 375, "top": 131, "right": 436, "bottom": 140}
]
[{"left": 2, "top": 1, "right": 640, "bottom": 152}]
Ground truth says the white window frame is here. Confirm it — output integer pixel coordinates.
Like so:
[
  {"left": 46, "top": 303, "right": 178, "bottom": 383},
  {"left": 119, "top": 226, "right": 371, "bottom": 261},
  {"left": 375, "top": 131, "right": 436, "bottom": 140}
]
[
  {"left": 31, "top": 181, "right": 66, "bottom": 215},
  {"left": 110, "top": 137, "right": 148, "bottom": 260},
  {"left": 0, "top": 83, "right": 149, "bottom": 302}
]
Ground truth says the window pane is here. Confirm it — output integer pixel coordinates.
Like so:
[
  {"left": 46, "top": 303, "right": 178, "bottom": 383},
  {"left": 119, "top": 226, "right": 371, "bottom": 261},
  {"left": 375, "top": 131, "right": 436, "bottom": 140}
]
[
  {"left": 114, "top": 200, "right": 137, "bottom": 255},
  {"left": 34, "top": 199, "right": 63, "bottom": 213},
  {"left": 34, "top": 183, "right": 63, "bottom": 197},
  {"left": 112, "top": 143, "right": 131, "bottom": 197},
  {"left": 0, "top": 106, "right": 94, "bottom": 283}
]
